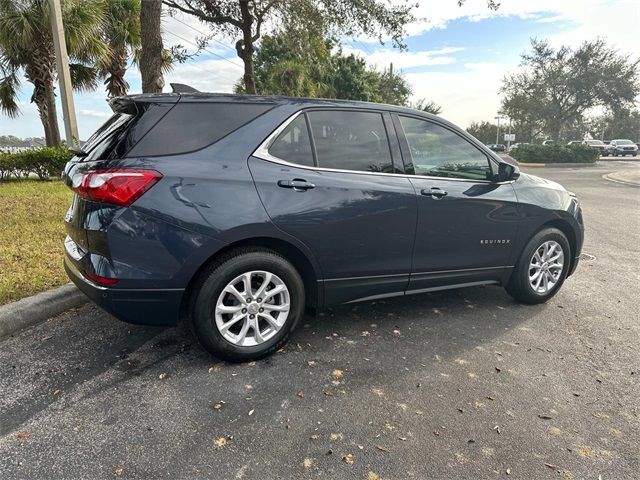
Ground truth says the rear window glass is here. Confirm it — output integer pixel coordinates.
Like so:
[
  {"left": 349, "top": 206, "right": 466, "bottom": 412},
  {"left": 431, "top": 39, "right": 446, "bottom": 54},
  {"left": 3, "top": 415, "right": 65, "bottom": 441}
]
[
  {"left": 81, "top": 113, "right": 133, "bottom": 161},
  {"left": 127, "top": 102, "right": 273, "bottom": 157},
  {"left": 268, "top": 115, "right": 314, "bottom": 166}
]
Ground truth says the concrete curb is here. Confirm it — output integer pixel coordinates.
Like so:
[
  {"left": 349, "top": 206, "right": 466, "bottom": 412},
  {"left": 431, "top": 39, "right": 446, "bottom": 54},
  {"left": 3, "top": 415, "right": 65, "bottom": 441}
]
[
  {"left": 0, "top": 283, "right": 87, "bottom": 338},
  {"left": 519, "top": 162, "right": 598, "bottom": 168},
  {"left": 603, "top": 172, "right": 640, "bottom": 187}
]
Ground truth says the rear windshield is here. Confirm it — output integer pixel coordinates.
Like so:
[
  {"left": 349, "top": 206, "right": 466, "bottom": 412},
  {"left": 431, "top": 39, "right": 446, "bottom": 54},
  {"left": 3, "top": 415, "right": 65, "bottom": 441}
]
[
  {"left": 127, "top": 102, "right": 274, "bottom": 157},
  {"left": 616, "top": 140, "right": 633, "bottom": 145}
]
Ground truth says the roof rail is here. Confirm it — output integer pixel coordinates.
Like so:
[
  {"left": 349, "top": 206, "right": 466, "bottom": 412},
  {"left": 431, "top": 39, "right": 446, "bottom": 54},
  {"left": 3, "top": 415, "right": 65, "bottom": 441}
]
[{"left": 170, "top": 83, "right": 200, "bottom": 94}]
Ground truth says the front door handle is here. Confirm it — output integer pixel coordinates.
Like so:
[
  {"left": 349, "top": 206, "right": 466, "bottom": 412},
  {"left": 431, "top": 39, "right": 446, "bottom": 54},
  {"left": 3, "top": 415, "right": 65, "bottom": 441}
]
[
  {"left": 421, "top": 187, "right": 448, "bottom": 199},
  {"left": 277, "top": 179, "right": 316, "bottom": 191}
]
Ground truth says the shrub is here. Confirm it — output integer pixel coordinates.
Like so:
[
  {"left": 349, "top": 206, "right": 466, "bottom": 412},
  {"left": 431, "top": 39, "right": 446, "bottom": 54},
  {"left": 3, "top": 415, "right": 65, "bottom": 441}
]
[
  {"left": 510, "top": 144, "right": 599, "bottom": 164},
  {"left": 0, "top": 146, "right": 73, "bottom": 181}
]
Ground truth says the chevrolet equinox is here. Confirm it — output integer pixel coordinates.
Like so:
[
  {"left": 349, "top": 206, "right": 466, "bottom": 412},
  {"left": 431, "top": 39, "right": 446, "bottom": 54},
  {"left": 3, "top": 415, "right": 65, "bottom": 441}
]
[{"left": 63, "top": 92, "right": 584, "bottom": 361}]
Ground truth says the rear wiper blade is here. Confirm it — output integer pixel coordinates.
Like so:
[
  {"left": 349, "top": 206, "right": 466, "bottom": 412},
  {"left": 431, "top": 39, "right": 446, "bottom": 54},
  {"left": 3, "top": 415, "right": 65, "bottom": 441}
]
[{"left": 68, "top": 146, "right": 88, "bottom": 157}]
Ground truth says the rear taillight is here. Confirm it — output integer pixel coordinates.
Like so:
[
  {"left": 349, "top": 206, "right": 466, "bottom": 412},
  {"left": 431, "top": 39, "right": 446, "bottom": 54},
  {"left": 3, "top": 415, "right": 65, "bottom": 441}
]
[{"left": 71, "top": 169, "right": 162, "bottom": 207}]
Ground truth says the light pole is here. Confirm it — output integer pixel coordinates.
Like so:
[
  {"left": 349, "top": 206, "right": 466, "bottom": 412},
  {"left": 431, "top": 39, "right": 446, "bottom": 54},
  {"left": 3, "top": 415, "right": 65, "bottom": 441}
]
[
  {"left": 49, "top": 0, "right": 79, "bottom": 147},
  {"left": 494, "top": 114, "right": 505, "bottom": 144}
]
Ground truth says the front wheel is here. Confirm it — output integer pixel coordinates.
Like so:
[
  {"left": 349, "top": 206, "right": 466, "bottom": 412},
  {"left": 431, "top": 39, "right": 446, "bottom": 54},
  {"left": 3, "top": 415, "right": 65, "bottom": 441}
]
[
  {"left": 190, "top": 248, "right": 305, "bottom": 362},
  {"left": 505, "top": 228, "right": 570, "bottom": 304}
]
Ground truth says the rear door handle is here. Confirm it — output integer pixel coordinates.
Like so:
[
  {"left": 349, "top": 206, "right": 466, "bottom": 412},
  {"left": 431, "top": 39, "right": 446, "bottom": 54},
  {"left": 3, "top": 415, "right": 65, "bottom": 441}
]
[
  {"left": 277, "top": 179, "right": 316, "bottom": 191},
  {"left": 421, "top": 187, "right": 448, "bottom": 199}
]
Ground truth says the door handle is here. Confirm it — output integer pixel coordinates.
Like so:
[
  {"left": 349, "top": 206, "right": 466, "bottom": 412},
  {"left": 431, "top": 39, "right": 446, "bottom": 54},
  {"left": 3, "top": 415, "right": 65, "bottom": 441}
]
[
  {"left": 277, "top": 179, "right": 316, "bottom": 191},
  {"left": 421, "top": 187, "right": 448, "bottom": 199}
]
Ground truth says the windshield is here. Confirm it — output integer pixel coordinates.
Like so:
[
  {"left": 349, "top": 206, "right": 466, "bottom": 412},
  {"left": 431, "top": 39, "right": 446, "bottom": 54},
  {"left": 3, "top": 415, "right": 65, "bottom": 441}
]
[
  {"left": 616, "top": 140, "right": 634, "bottom": 145},
  {"left": 587, "top": 140, "right": 604, "bottom": 145}
]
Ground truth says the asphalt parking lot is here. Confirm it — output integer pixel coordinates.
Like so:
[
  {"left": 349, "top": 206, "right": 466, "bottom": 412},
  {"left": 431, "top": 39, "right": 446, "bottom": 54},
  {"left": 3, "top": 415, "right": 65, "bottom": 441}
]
[{"left": 1, "top": 161, "right": 639, "bottom": 480}]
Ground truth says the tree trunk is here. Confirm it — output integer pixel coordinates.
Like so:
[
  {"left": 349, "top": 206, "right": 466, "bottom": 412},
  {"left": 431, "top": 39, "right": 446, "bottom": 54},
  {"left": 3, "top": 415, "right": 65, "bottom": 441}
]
[
  {"left": 44, "top": 80, "right": 61, "bottom": 146},
  {"left": 140, "top": 0, "right": 164, "bottom": 93},
  {"left": 237, "top": 0, "right": 256, "bottom": 94}
]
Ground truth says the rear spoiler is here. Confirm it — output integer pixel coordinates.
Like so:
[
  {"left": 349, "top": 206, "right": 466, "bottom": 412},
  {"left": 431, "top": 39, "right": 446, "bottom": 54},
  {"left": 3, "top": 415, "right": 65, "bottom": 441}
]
[{"left": 170, "top": 83, "right": 200, "bottom": 93}]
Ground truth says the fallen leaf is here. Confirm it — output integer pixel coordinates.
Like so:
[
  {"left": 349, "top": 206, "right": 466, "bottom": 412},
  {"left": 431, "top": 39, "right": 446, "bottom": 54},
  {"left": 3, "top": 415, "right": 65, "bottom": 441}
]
[
  {"left": 342, "top": 453, "right": 354, "bottom": 465},
  {"left": 248, "top": 409, "right": 254, "bottom": 416},
  {"left": 158, "top": 372, "right": 168, "bottom": 380},
  {"left": 302, "top": 458, "right": 314, "bottom": 468},
  {"left": 545, "top": 463, "right": 557, "bottom": 470},
  {"left": 538, "top": 414, "right": 553, "bottom": 420},
  {"left": 17, "top": 432, "right": 30, "bottom": 440},
  {"left": 208, "top": 366, "right": 218, "bottom": 373},
  {"left": 213, "top": 438, "right": 227, "bottom": 447},
  {"left": 307, "top": 361, "right": 316, "bottom": 367},
  {"left": 309, "top": 434, "right": 319, "bottom": 440},
  {"left": 486, "top": 396, "right": 495, "bottom": 401},
  {"left": 361, "top": 331, "right": 370, "bottom": 337},
  {"left": 53, "top": 389, "right": 61, "bottom": 396},
  {"left": 297, "top": 391, "right": 305, "bottom": 398},
  {"left": 375, "top": 445, "right": 390, "bottom": 452},
  {"left": 372, "top": 388, "right": 385, "bottom": 397},
  {"left": 383, "top": 422, "right": 395, "bottom": 431},
  {"left": 331, "top": 369, "right": 343, "bottom": 378},
  {"left": 415, "top": 410, "right": 424, "bottom": 415},
  {"left": 392, "top": 329, "right": 401, "bottom": 336},
  {"left": 467, "top": 373, "right": 476, "bottom": 379},
  {"left": 246, "top": 361, "right": 256, "bottom": 366},
  {"left": 212, "top": 402, "right": 225, "bottom": 410},
  {"left": 115, "top": 467, "right": 124, "bottom": 476},
  {"left": 331, "top": 380, "right": 341, "bottom": 386},
  {"left": 506, "top": 468, "right": 511, "bottom": 475},
  {"left": 323, "top": 391, "right": 334, "bottom": 397},
  {"left": 494, "top": 425, "right": 501, "bottom": 434},
  {"left": 245, "top": 384, "right": 253, "bottom": 390},
  {"left": 367, "top": 472, "right": 380, "bottom": 480}
]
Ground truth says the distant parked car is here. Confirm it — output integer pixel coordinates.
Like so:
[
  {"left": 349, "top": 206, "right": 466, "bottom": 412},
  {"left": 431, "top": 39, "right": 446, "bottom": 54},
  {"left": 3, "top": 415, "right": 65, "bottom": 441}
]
[
  {"left": 508, "top": 142, "right": 529, "bottom": 153},
  {"left": 567, "top": 141, "right": 582, "bottom": 146},
  {"left": 486, "top": 143, "right": 506, "bottom": 152},
  {"left": 605, "top": 139, "right": 638, "bottom": 157},
  {"left": 583, "top": 139, "right": 607, "bottom": 155},
  {"left": 542, "top": 140, "right": 555, "bottom": 146}
]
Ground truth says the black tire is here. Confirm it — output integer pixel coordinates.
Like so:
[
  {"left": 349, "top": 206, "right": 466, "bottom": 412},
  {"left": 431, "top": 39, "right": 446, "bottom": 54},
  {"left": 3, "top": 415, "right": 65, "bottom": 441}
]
[
  {"left": 505, "top": 228, "right": 571, "bottom": 304},
  {"left": 190, "top": 248, "right": 305, "bottom": 362}
]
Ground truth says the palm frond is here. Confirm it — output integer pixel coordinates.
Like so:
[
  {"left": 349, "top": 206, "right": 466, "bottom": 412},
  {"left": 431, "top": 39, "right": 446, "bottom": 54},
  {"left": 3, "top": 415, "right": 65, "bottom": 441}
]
[
  {"left": 69, "top": 63, "right": 99, "bottom": 92},
  {"left": 0, "top": 61, "right": 21, "bottom": 117}
]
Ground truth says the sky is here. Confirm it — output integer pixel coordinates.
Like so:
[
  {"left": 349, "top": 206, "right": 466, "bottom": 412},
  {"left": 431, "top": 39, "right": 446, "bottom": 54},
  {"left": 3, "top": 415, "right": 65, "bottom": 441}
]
[{"left": 1, "top": 0, "right": 639, "bottom": 140}]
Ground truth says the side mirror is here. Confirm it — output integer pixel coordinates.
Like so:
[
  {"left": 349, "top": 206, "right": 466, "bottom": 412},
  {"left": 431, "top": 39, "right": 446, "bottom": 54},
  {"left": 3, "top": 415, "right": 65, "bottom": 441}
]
[{"left": 497, "top": 162, "right": 520, "bottom": 182}]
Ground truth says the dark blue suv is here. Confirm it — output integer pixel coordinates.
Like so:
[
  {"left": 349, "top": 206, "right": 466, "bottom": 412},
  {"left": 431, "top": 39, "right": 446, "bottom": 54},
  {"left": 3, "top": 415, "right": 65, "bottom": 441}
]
[{"left": 63, "top": 93, "right": 583, "bottom": 361}]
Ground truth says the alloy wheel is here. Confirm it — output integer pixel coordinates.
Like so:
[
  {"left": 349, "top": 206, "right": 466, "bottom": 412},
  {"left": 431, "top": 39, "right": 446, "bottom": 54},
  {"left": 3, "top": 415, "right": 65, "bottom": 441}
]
[
  {"left": 528, "top": 240, "right": 564, "bottom": 294},
  {"left": 215, "top": 270, "right": 290, "bottom": 347}
]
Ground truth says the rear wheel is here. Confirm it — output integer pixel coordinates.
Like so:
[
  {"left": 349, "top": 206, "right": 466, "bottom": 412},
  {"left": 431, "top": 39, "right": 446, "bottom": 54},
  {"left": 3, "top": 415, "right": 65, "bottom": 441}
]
[
  {"left": 190, "top": 248, "right": 304, "bottom": 361},
  {"left": 506, "top": 228, "right": 570, "bottom": 304}
]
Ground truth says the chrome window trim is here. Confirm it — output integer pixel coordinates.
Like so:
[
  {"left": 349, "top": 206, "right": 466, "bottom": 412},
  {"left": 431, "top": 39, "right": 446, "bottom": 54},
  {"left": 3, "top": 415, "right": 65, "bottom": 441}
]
[{"left": 252, "top": 110, "right": 514, "bottom": 185}]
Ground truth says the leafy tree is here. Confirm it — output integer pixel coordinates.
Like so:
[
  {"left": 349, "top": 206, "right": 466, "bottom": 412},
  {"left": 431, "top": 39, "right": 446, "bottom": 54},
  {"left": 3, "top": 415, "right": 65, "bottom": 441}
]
[
  {"left": 412, "top": 99, "right": 442, "bottom": 115},
  {"left": 466, "top": 121, "right": 499, "bottom": 144},
  {"left": 163, "top": 0, "right": 416, "bottom": 94},
  {"left": 0, "top": 0, "right": 107, "bottom": 146},
  {"left": 235, "top": 29, "right": 412, "bottom": 105},
  {"left": 500, "top": 39, "right": 640, "bottom": 142}
]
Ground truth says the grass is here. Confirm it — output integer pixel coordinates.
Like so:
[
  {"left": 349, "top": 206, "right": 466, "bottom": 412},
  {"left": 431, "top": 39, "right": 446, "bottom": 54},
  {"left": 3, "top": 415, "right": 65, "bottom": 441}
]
[{"left": 0, "top": 180, "right": 72, "bottom": 305}]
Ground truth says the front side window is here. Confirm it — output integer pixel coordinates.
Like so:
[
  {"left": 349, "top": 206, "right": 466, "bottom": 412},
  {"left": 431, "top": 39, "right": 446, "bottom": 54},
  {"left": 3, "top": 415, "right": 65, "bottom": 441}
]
[
  {"left": 307, "top": 110, "right": 395, "bottom": 173},
  {"left": 399, "top": 116, "right": 492, "bottom": 181},
  {"left": 268, "top": 115, "right": 314, "bottom": 166}
]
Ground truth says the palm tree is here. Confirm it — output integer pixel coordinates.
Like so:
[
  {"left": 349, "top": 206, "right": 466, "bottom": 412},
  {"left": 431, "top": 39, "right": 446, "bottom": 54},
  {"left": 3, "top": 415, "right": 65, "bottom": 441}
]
[
  {"left": 0, "top": 0, "right": 106, "bottom": 146},
  {"left": 99, "top": 0, "right": 141, "bottom": 98}
]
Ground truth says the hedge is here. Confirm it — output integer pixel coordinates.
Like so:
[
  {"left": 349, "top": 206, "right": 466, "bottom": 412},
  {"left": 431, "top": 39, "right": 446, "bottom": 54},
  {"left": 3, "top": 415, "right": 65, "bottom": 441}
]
[
  {"left": 509, "top": 144, "right": 599, "bottom": 164},
  {"left": 0, "top": 147, "right": 73, "bottom": 181}
]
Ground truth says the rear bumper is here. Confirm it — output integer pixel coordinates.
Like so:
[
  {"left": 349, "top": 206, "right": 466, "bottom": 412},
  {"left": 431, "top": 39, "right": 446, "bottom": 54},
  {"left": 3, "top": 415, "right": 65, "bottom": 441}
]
[{"left": 64, "top": 255, "right": 183, "bottom": 326}]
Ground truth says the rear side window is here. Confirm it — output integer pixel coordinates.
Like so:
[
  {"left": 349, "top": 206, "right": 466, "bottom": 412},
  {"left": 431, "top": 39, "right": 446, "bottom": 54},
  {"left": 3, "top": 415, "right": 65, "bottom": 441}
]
[
  {"left": 81, "top": 113, "right": 133, "bottom": 161},
  {"left": 268, "top": 115, "right": 314, "bottom": 166},
  {"left": 127, "top": 102, "right": 273, "bottom": 157},
  {"left": 307, "top": 110, "right": 394, "bottom": 173}
]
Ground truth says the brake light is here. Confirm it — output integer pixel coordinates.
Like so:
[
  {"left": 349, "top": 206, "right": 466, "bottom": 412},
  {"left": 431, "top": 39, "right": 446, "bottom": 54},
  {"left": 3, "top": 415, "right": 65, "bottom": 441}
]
[{"left": 72, "top": 169, "right": 162, "bottom": 206}]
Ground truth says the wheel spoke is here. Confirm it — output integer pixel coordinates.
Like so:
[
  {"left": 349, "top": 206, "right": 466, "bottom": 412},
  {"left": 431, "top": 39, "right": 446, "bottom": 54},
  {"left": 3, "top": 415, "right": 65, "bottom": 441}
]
[
  {"left": 217, "top": 304, "right": 243, "bottom": 314},
  {"left": 260, "top": 312, "right": 281, "bottom": 330},
  {"left": 253, "top": 325, "right": 265, "bottom": 343},
  {"left": 220, "top": 312, "right": 245, "bottom": 333},
  {"left": 263, "top": 303, "right": 289, "bottom": 312},
  {"left": 263, "top": 285, "right": 285, "bottom": 301},
  {"left": 224, "top": 285, "right": 246, "bottom": 304},
  {"left": 254, "top": 272, "right": 273, "bottom": 299},
  {"left": 242, "top": 272, "right": 253, "bottom": 297},
  {"left": 235, "top": 320, "right": 250, "bottom": 344}
]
